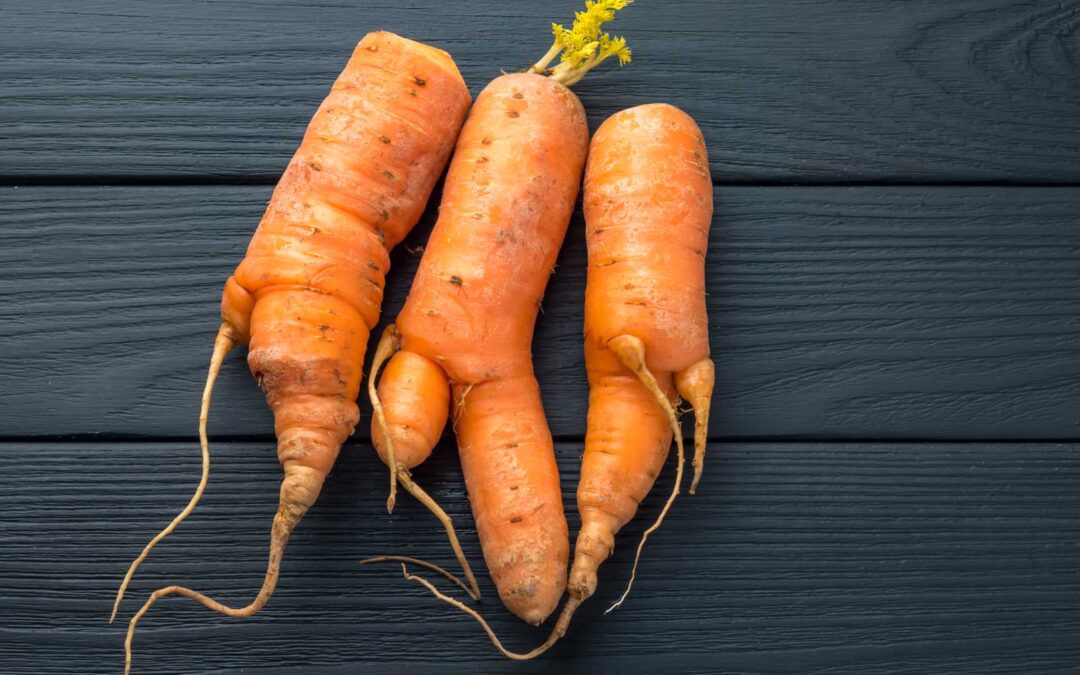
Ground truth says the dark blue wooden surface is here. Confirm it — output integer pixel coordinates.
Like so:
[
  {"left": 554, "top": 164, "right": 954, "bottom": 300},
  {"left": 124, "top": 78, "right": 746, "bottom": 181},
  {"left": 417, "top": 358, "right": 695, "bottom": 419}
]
[{"left": 1, "top": 1, "right": 1079, "bottom": 674}]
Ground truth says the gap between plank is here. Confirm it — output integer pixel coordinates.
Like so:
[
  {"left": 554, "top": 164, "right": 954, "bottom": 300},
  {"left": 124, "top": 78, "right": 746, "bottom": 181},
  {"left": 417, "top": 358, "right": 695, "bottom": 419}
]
[
  {"left": 5, "top": 176, "right": 1080, "bottom": 188},
  {"left": 3, "top": 435, "right": 1079, "bottom": 445}
]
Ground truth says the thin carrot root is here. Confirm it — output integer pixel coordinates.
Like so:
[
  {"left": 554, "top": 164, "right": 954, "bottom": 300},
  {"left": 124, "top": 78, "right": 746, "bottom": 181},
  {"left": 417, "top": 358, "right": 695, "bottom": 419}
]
[
  {"left": 111, "top": 322, "right": 236, "bottom": 623},
  {"left": 124, "top": 463, "right": 319, "bottom": 675},
  {"left": 366, "top": 324, "right": 479, "bottom": 599},
  {"left": 400, "top": 563, "right": 580, "bottom": 660},
  {"left": 604, "top": 334, "right": 685, "bottom": 614},
  {"left": 395, "top": 470, "right": 481, "bottom": 600},
  {"left": 360, "top": 555, "right": 478, "bottom": 601},
  {"left": 676, "top": 358, "right": 715, "bottom": 495},
  {"left": 367, "top": 324, "right": 402, "bottom": 513}
]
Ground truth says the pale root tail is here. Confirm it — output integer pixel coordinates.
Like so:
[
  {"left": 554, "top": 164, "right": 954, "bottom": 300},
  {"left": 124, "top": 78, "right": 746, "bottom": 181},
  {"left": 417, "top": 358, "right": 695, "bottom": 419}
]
[
  {"left": 124, "top": 463, "right": 323, "bottom": 675},
  {"left": 401, "top": 563, "right": 581, "bottom": 660},
  {"left": 604, "top": 335, "right": 685, "bottom": 614},
  {"left": 111, "top": 322, "right": 236, "bottom": 623},
  {"left": 367, "top": 324, "right": 402, "bottom": 512}
]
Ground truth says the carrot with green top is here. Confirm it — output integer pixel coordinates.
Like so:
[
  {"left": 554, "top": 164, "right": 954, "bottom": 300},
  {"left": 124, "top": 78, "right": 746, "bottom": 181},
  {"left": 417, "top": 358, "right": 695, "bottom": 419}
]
[{"left": 369, "top": 0, "right": 634, "bottom": 629}]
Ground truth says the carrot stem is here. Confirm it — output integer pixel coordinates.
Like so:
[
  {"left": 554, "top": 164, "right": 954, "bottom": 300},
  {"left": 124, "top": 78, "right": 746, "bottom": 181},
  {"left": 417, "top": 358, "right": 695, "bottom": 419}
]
[
  {"left": 532, "top": 0, "right": 633, "bottom": 88},
  {"left": 530, "top": 41, "right": 562, "bottom": 73}
]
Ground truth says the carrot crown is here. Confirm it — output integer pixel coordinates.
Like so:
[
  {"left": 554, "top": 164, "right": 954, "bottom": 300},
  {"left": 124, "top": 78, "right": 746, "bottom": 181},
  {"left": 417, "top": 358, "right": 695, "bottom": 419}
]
[{"left": 530, "top": 0, "right": 633, "bottom": 87}]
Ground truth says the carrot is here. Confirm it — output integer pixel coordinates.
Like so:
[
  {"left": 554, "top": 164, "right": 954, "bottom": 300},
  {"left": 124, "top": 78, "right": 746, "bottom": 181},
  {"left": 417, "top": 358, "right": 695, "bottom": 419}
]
[
  {"left": 570, "top": 101, "right": 714, "bottom": 630},
  {"left": 113, "top": 32, "right": 471, "bottom": 673},
  {"left": 369, "top": 0, "right": 633, "bottom": 631},
  {"left": 407, "top": 101, "right": 713, "bottom": 658}
]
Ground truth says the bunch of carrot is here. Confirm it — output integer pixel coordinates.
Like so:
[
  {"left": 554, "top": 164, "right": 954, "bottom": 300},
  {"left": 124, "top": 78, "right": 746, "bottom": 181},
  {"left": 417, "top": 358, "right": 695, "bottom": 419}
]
[{"left": 114, "top": 0, "right": 715, "bottom": 669}]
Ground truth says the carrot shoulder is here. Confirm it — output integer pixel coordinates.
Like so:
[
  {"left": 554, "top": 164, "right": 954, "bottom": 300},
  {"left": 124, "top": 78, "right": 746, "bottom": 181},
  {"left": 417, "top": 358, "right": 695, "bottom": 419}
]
[{"left": 116, "top": 31, "right": 471, "bottom": 673}]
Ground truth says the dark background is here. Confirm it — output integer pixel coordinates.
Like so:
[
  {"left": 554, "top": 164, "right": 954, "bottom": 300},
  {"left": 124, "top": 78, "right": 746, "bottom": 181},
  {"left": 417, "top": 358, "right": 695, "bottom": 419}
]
[{"left": 2, "top": 1, "right": 1079, "bottom": 673}]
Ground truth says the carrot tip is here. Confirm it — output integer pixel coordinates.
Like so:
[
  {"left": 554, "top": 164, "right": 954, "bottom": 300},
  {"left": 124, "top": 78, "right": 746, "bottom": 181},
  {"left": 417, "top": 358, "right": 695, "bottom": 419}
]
[{"left": 400, "top": 563, "right": 567, "bottom": 660}]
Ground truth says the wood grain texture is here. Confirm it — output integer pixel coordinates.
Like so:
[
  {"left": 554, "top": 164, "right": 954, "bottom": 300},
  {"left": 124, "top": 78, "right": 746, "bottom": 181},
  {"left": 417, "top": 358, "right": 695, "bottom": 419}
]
[
  {"left": 1, "top": 441, "right": 1078, "bottom": 674},
  {"left": 2, "top": 185, "right": 1079, "bottom": 440},
  {"left": 2, "top": 0, "right": 1079, "bottom": 182}
]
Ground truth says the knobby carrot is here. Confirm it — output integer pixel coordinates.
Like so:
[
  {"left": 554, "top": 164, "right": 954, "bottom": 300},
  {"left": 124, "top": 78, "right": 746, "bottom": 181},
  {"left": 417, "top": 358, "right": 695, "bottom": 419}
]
[
  {"left": 371, "top": 0, "right": 633, "bottom": 636},
  {"left": 370, "top": 70, "right": 586, "bottom": 626},
  {"left": 572, "top": 102, "right": 714, "bottom": 623},
  {"left": 114, "top": 32, "right": 471, "bottom": 673}
]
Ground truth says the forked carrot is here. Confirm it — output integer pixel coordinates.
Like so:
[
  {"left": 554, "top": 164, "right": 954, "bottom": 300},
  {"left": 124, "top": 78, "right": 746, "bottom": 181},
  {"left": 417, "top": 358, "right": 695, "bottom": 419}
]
[
  {"left": 576, "top": 104, "right": 714, "bottom": 620},
  {"left": 114, "top": 32, "right": 472, "bottom": 673}
]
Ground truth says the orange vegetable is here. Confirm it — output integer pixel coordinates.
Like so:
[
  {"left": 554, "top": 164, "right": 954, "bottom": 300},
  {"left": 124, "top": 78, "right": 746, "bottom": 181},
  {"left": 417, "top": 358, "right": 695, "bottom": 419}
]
[
  {"left": 370, "top": 71, "right": 588, "bottom": 625},
  {"left": 374, "top": 0, "right": 640, "bottom": 646},
  {"left": 572, "top": 102, "right": 714, "bottom": 620},
  {"left": 113, "top": 32, "right": 471, "bottom": 673}
]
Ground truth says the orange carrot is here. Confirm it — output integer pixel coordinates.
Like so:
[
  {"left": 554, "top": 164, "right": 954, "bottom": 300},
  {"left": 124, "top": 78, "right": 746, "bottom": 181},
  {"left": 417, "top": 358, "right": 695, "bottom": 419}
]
[
  {"left": 571, "top": 101, "right": 714, "bottom": 627},
  {"left": 113, "top": 32, "right": 471, "bottom": 673},
  {"left": 370, "top": 70, "right": 587, "bottom": 625},
  {"left": 369, "top": 0, "right": 634, "bottom": 632}
]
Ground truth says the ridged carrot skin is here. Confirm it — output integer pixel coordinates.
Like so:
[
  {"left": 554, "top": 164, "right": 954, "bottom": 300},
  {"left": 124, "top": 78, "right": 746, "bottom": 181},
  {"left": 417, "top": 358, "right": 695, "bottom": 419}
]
[
  {"left": 373, "top": 72, "right": 588, "bottom": 625},
  {"left": 120, "top": 33, "right": 471, "bottom": 671},
  {"left": 572, "top": 103, "right": 715, "bottom": 603},
  {"left": 224, "top": 32, "right": 470, "bottom": 498}
]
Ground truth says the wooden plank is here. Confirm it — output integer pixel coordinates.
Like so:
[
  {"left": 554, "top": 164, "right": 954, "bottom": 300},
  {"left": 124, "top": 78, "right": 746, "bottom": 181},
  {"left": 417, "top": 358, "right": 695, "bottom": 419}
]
[
  {"left": 3, "top": 185, "right": 1080, "bottom": 440},
  {"left": 2, "top": 0, "right": 1079, "bottom": 182},
  {"left": 2, "top": 441, "right": 1079, "bottom": 674}
]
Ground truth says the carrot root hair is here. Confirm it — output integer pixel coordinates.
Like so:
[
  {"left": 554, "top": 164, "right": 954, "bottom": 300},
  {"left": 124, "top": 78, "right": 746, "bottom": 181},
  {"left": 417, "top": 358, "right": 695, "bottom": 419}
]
[
  {"left": 124, "top": 463, "right": 320, "bottom": 675},
  {"left": 111, "top": 322, "right": 236, "bottom": 623},
  {"left": 395, "top": 470, "right": 481, "bottom": 599},
  {"left": 604, "top": 334, "right": 685, "bottom": 614},
  {"left": 367, "top": 324, "right": 402, "bottom": 513},
  {"left": 400, "top": 563, "right": 580, "bottom": 660},
  {"left": 676, "top": 357, "right": 715, "bottom": 494},
  {"left": 360, "top": 555, "right": 479, "bottom": 601},
  {"left": 366, "top": 325, "right": 480, "bottom": 600}
]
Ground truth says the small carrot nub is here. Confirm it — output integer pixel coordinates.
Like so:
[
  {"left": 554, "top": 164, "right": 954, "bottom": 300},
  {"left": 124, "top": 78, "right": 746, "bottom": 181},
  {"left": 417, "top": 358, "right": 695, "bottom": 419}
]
[
  {"left": 675, "top": 357, "right": 715, "bottom": 494},
  {"left": 367, "top": 325, "right": 481, "bottom": 600}
]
